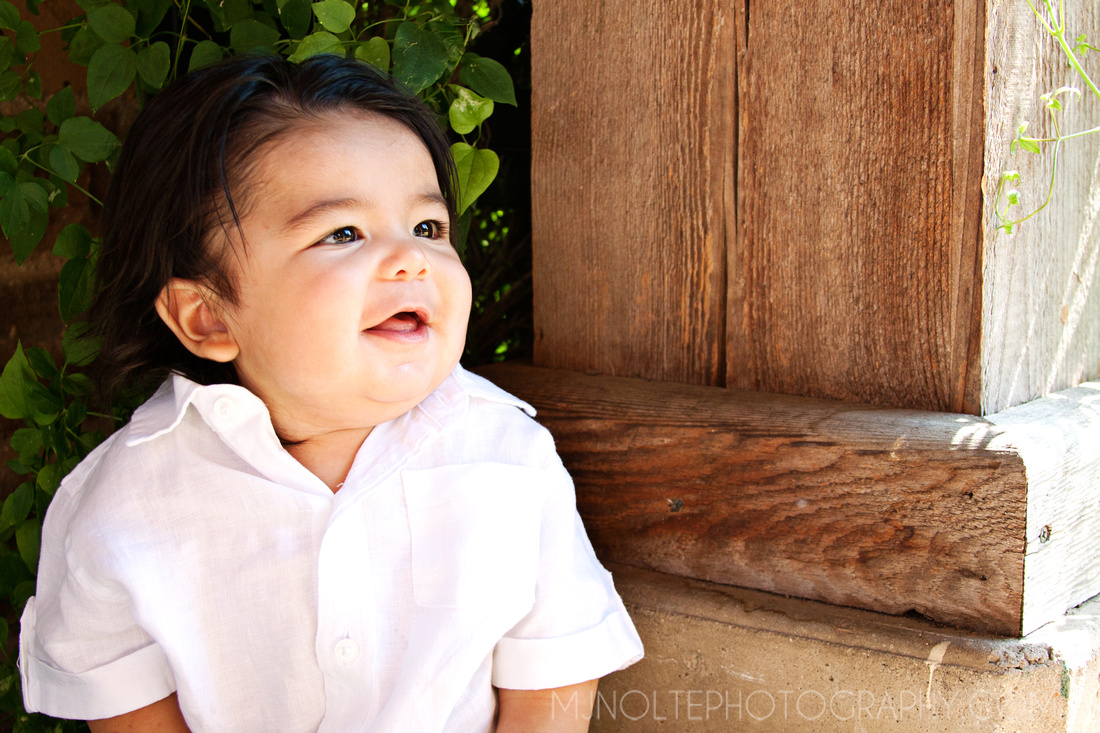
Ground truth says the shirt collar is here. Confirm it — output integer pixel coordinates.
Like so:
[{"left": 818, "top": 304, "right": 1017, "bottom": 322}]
[
  {"left": 449, "top": 364, "right": 536, "bottom": 417},
  {"left": 124, "top": 365, "right": 534, "bottom": 448},
  {"left": 124, "top": 375, "right": 270, "bottom": 447}
]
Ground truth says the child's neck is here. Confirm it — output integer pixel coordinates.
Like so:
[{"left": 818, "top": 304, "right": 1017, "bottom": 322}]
[{"left": 283, "top": 427, "right": 373, "bottom": 493}]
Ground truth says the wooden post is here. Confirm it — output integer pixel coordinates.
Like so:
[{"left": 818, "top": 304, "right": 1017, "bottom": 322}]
[
  {"left": 527, "top": 0, "right": 1100, "bottom": 634},
  {"left": 531, "top": 0, "right": 1100, "bottom": 414}
]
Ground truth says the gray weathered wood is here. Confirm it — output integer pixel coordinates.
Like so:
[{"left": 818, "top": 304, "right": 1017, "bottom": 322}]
[
  {"left": 982, "top": 0, "right": 1100, "bottom": 413},
  {"left": 987, "top": 383, "right": 1100, "bottom": 634},
  {"left": 478, "top": 363, "right": 1028, "bottom": 635}
]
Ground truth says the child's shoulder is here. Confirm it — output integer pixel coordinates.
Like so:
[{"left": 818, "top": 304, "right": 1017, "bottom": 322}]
[
  {"left": 425, "top": 366, "right": 560, "bottom": 468},
  {"left": 49, "top": 376, "right": 213, "bottom": 522}
]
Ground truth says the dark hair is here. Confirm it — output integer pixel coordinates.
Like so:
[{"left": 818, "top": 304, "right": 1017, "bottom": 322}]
[{"left": 91, "top": 54, "right": 457, "bottom": 396}]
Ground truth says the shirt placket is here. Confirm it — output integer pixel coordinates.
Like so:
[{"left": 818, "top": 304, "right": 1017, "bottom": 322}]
[{"left": 315, "top": 499, "right": 378, "bottom": 731}]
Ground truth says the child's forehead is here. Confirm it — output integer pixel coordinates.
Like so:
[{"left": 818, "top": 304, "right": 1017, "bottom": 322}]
[
  {"left": 248, "top": 112, "right": 427, "bottom": 173},
  {"left": 231, "top": 112, "right": 436, "bottom": 202}
]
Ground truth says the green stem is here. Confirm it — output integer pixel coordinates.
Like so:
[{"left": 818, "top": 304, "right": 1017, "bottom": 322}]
[
  {"left": 36, "top": 22, "right": 85, "bottom": 35},
  {"left": 1054, "top": 29, "right": 1100, "bottom": 102},
  {"left": 21, "top": 156, "right": 105, "bottom": 207},
  {"left": 1025, "top": 0, "right": 1055, "bottom": 34},
  {"left": 172, "top": 0, "right": 193, "bottom": 79},
  {"left": 1023, "top": 123, "right": 1100, "bottom": 143}
]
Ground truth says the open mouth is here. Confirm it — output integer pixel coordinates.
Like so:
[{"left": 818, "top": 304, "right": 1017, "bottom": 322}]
[{"left": 364, "top": 310, "right": 428, "bottom": 336}]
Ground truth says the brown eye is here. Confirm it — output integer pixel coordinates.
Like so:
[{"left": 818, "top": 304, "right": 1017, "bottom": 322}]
[
  {"left": 413, "top": 220, "right": 440, "bottom": 238},
  {"left": 318, "top": 227, "right": 361, "bottom": 246}
]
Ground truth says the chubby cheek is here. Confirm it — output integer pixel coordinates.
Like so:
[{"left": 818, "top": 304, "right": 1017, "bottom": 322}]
[{"left": 443, "top": 259, "right": 473, "bottom": 323}]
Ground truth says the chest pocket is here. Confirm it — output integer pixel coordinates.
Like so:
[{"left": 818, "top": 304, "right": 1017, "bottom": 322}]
[{"left": 403, "top": 463, "right": 550, "bottom": 609}]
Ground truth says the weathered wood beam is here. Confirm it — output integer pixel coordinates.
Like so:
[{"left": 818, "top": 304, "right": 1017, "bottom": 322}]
[{"left": 477, "top": 364, "right": 1100, "bottom": 636}]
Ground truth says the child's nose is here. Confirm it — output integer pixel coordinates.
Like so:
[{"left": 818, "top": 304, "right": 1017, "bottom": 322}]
[{"left": 378, "top": 239, "right": 430, "bottom": 281}]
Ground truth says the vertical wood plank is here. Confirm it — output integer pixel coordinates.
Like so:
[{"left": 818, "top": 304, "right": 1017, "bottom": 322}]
[
  {"left": 982, "top": 1, "right": 1100, "bottom": 414},
  {"left": 530, "top": 0, "right": 735, "bottom": 385},
  {"left": 731, "top": 0, "right": 984, "bottom": 412}
]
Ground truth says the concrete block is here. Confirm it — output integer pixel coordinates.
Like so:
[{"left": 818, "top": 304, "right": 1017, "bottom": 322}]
[{"left": 571, "top": 565, "right": 1100, "bottom": 731}]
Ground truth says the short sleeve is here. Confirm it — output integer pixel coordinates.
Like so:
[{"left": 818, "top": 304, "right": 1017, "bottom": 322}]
[
  {"left": 18, "top": 473, "right": 177, "bottom": 721},
  {"left": 491, "top": 458, "right": 644, "bottom": 690}
]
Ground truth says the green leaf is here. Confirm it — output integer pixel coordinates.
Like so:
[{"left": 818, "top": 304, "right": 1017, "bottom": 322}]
[
  {"left": 87, "top": 2, "right": 136, "bottom": 44},
  {"left": 132, "top": 0, "right": 173, "bottom": 37},
  {"left": 16, "top": 106, "right": 44, "bottom": 135},
  {"left": 312, "top": 0, "right": 354, "bottom": 34},
  {"left": 16, "top": 517, "right": 40, "bottom": 576},
  {"left": 354, "top": 35, "right": 389, "bottom": 72},
  {"left": 46, "top": 85, "right": 77, "bottom": 126},
  {"left": 0, "top": 617, "right": 8, "bottom": 647},
  {"left": 135, "top": 41, "right": 170, "bottom": 88},
  {"left": 49, "top": 145, "right": 81, "bottom": 183},
  {"left": 288, "top": 30, "right": 343, "bottom": 62},
  {"left": 0, "top": 36, "right": 13, "bottom": 72},
  {"left": 277, "top": 0, "right": 311, "bottom": 39},
  {"left": 15, "top": 20, "right": 40, "bottom": 53},
  {"left": 10, "top": 428, "right": 42, "bottom": 460},
  {"left": 1019, "top": 138, "right": 1041, "bottom": 155},
  {"left": 87, "top": 43, "right": 137, "bottom": 109},
  {"left": 391, "top": 21, "right": 449, "bottom": 93},
  {"left": 13, "top": 579, "right": 35, "bottom": 609},
  {"left": 44, "top": 175, "right": 68, "bottom": 208},
  {"left": 0, "top": 184, "right": 29, "bottom": 240},
  {"left": 426, "top": 15, "right": 465, "bottom": 69},
  {"left": 0, "top": 69, "right": 20, "bottom": 101},
  {"left": 0, "top": 553, "right": 29, "bottom": 596},
  {"left": 36, "top": 462, "right": 62, "bottom": 496},
  {"left": 0, "top": 1, "right": 19, "bottom": 30},
  {"left": 62, "top": 321, "right": 102, "bottom": 366},
  {"left": 8, "top": 208, "right": 48, "bottom": 264},
  {"left": 53, "top": 222, "right": 92, "bottom": 258},
  {"left": 59, "top": 257, "right": 97, "bottom": 322},
  {"left": 20, "top": 180, "right": 49, "bottom": 213},
  {"left": 24, "top": 347, "right": 55, "bottom": 378},
  {"left": 230, "top": 18, "right": 281, "bottom": 53},
  {"left": 67, "top": 26, "right": 105, "bottom": 66},
  {"left": 221, "top": 0, "right": 252, "bottom": 27},
  {"left": 59, "top": 116, "right": 121, "bottom": 162},
  {"left": 448, "top": 84, "right": 493, "bottom": 134},
  {"left": 62, "top": 372, "right": 93, "bottom": 397},
  {"left": 24, "top": 69, "right": 41, "bottom": 99},
  {"left": 0, "top": 146, "right": 14, "bottom": 175},
  {"left": 0, "top": 484, "right": 33, "bottom": 532},
  {"left": 0, "top": 343, "right": 59, "bottom": 422},
  {"left": 450, "top": 142, "right": 498, "bottom": 214},
  {"left": 188, "top": 40, "right": 224, "bottom": 72},
  {"left": 458, "top": 53, "right": 515, "bottom": 105}
]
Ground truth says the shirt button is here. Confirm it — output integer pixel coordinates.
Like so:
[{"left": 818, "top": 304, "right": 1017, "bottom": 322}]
[
  {"left": 334, "top": 638, "right": 360, "bottom": 664},
  {"left": 213, "top": 397, "right": 238, "bottom": 421}
]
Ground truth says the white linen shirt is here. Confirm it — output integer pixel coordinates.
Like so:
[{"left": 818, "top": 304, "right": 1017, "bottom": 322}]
[{"left": 19, "top": 366, "right": 643, "bottom": 731}]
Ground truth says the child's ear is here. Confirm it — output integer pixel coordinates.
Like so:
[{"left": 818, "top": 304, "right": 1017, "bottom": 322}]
[{"left": 155, "top": 279, "right": 240, "bottom": 363}]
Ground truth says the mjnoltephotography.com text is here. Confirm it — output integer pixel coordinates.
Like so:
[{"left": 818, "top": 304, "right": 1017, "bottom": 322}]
[{"left": 551, "top": 687, "right": 1063, "bottom": 723}]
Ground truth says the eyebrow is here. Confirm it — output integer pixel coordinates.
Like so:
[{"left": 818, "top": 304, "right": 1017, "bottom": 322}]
[{"left": 282, "top": 192, "right": 449, "bottom": 231}]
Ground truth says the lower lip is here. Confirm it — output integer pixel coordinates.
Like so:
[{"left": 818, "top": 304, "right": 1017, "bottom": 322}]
[{"left": 362, "top": 322, "right": 430, "bottom": 344}]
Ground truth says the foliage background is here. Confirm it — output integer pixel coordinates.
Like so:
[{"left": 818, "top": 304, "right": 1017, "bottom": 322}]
[{"left": 0, "top": 0, "right": 532, "bottom": 727}]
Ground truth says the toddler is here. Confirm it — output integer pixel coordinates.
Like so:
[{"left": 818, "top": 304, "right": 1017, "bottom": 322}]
[{"left": 18, "top": 55, "right": 643, "bottom": 732}]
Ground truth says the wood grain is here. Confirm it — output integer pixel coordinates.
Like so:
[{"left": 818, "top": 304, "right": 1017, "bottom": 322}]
[
  {"left": 529, "top": 0, "right": 735, "bottom": 386},
  {"left": 982, "top": 1, "right": 1100, "bottom": 413},
  {"left": 731, "top": 0, "right": 986, "bottom": 412},
  {"left": 479, "top": 364, "right": 1027, "bottom": 635}
]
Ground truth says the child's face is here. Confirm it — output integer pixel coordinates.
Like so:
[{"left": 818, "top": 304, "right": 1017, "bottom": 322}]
[{"left": 213, "top": 113, "right": 471, "bottom": 440}]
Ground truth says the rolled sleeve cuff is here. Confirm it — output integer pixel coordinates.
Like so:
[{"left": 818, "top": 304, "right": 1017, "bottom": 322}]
[
  {"left": 20, "top": 596, "right": 177, "bottom": 721},
  {"left": 492, "top": 608, "right": 644, "bottom": 690}
]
